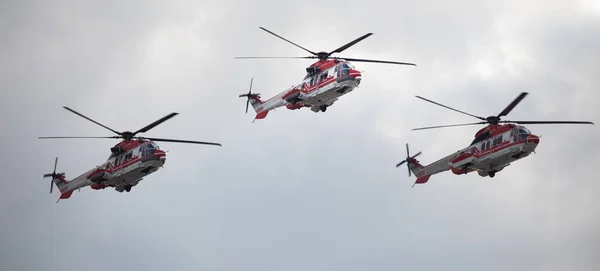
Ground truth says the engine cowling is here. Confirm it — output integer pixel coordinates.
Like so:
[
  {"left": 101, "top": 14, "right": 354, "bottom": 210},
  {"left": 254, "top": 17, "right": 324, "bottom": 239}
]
[
  {"left": 88, "top": 169, "right": 112, "bottom": 183},
  {"left": 283, "top": 89, "right": 306, "bottom": 104}
]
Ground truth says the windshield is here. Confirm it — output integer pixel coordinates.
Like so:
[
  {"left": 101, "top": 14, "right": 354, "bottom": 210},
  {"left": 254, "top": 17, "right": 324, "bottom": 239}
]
[
  {"left": 517, "top": 127, "right": 530, "bottom": 141},
  {"left": 341, "top": 63, "right": 352, "bottom": 76},
  {"left": 140, "top": 142, "right": 160, "bottom": 157}
]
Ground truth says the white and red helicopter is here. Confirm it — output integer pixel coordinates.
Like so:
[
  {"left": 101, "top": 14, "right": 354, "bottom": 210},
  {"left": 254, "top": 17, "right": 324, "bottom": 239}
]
[
  {"left": 395, "top": 92, "right": 594, "bottom": 186},
  {"left": 39, "top": 107, "right": 222, "bottom": 202},
  {"left": 236, "top": 27, "right": 416, "bottom": 121}
]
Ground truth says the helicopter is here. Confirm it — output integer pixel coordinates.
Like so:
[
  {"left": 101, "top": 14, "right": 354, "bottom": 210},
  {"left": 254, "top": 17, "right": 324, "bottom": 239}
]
[
  {"left": 395, "top": 92, "right": 594, "bottom": 186},
  {"left": 236, "top": 27, "right": 416, "bottom": 122},
  {"left": 39, "top": 106, "right": 222, "bottom": 202}
]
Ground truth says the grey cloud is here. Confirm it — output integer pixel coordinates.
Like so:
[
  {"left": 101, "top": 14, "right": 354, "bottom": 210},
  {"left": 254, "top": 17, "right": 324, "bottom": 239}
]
[{"left": 1, "top": 1, "right": 599, "bottom": 271}]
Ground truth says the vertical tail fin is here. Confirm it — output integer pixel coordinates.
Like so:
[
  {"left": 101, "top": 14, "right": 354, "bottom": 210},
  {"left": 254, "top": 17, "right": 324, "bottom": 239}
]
[
  {"left": 395, "top": 143, "right": 431, "bottom": 187},
  {"left": 43, "top": 157, "right": 73, "bottom": 202},
  {"left": 239, "top": 78, "right": 269, "bottom": 122}
]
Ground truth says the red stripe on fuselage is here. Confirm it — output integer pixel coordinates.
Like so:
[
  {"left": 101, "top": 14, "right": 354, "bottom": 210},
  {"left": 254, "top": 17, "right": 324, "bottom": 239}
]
[{"left": 451, "top": 139, "right": 530, "bottom": 165}]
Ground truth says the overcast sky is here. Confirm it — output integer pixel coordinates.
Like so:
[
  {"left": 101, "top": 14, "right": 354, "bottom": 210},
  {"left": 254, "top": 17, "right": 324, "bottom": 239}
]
[{"left": 1, "top": 1, "right": 599, "bottom": 270}]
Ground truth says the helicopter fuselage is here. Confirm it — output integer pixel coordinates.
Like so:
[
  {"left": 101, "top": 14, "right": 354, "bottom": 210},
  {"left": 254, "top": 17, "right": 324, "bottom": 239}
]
[
  {"left": 56, "top": 140, "right": 167, "bottom": 195},
  {"left": 408, "top": 124, "right": 541, "bottom": 181},
  {"left": 246, "top": 60, "right": 363, "bottom": 117}
]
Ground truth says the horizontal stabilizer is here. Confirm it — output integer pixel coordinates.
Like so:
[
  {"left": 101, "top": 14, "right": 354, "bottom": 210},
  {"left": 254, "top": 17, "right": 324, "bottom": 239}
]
[
  {"left": 252, "top": 110, "right": 269, "bottom": 123},
  {"left": 256, "top": 111, "right": 268, "bottom": 120},
  {"left": 413, "top": 175, "right": 431, "bottom": 187},
  {"left": 60, "top": 190, "right": 74, "bottom": 199}
]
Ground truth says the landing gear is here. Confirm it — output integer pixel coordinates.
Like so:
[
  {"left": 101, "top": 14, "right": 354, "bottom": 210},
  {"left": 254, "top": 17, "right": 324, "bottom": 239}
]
[
  {"left": 125, "top": 185, "right": 132, "bottom": 192},
  {"left": 319, "top": 105, "right": 327, "bottom": 112},
  {"left": 489, "top": 171, "right": 496, "bottom": 178}
]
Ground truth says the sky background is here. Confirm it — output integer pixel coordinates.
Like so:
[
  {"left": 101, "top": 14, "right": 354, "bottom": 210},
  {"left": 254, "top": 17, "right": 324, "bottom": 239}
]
[{"left": 1, "top": 1, "right": 599, "bottom": 270}]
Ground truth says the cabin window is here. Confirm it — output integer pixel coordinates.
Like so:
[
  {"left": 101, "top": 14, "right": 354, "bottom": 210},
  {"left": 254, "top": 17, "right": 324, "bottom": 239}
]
[
  {"left": 320, "top": 72, "right": 328, "bottom": 82},
  {"left": 124, "top": 152, "right": 132, "bottom": 162},
  {"left": 493, "top": 136, "right": 502, "bottom": 146},
  {"left": 114, "top": 156, "right": 123, "bottom": 166}
]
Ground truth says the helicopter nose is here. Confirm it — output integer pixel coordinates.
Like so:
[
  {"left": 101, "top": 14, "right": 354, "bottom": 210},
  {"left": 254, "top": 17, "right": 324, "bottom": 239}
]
[
  {"left": 349, "top": 69, "right": 362, "bottom": 79},
  {"left": 154, "top": 149, "right": 167, "bottom": 161},
  {"left": 527, "top": 134, "right": 540, "bottom": 144}
]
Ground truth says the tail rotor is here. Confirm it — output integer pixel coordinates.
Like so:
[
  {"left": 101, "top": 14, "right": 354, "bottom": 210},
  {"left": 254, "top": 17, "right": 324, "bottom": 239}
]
[
  {"left": 43, "top": 157, "right": 65, "bottom": 194},
  {"left": 238, "top": 77, "right": 261, "bottom": 114},
  {"left": 395, "top": 143, "right": 421, "bottom": 177}
]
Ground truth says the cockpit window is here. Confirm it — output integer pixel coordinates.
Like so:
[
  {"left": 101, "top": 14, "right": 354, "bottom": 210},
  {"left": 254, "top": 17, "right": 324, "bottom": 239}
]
[
  {"left": 341, "top": 63, "right": 351, "bottom": 76},
  {"left": 518, "top": 127, "right": 530, "bottom": 141},
  {"left": 141, "top": 142, "right": 159, "bottom": 157},
  {"left": 338, "top": 62, "right": 354, "bottom": 77}
]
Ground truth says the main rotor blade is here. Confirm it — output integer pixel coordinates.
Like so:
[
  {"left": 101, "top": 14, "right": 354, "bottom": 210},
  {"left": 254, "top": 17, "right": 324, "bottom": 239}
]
[
  {"left": 335, "top": 57, "right": 416, "bottom": 66},
  {"left": 396, "top": 160, "right": 407, "bottom": 167},
  {"left": 415, "top": 96, "right": 485, "bottom": 120},
  {"left": 410, "top": 151, "right": 422, "bottom": 159},
  {"left": 63, "top": 106, "right": 121, "bottom": 135},
  {"left": 328, "top": 33, "right": 373, "bottom": 56},
  {"left": 498, "top": 92, "right": 528, "bottom": 118},
  {"left": 38, "top": 136, "right": 120, "bottom": 139},
  {"left": 133, "top": 112, "right": 178, "bottom": 136},
  {"left": 142, "top": 137, "right": 222, "bottom": 146},
  {"left": 234, "top": 56, "right": 315, "bottom": 60},
  {"left": 502, "top": 120, "right": 595, "bottom": 125},
  {"left": 259, "top": 27, "right": 317, "bottom": 55},
  {"left": 412, "top": 122, "right": 486, "bottom": 131}
]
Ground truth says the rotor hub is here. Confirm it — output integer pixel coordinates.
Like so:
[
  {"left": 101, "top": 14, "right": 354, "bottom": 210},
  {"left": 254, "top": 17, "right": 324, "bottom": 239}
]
[
  {"left": 316, "top": 52, "right": 329, "bottom": 60},
  {"left": 486, "top": 116, "right": 500, "bottom": 124},
  {"left": 121, "top": 131, "right": 134, "bottom": 140}
]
